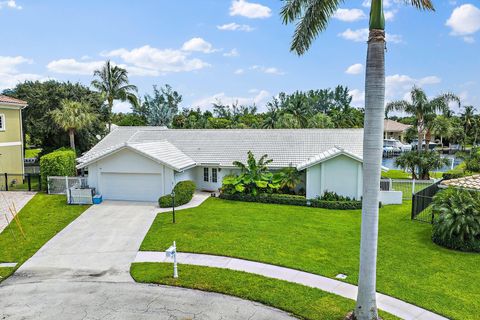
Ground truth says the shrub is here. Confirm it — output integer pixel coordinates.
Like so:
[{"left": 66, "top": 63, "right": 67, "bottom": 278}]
[
  {"left": 218, "top": 193, "right": 362, "bottom": 210},
  {"left": 159, "top": 180, "right": 196, "bottom": 208},
  {"left": 431, "top": 188, "right": 480, "bottom": 252},
  {"left": 40, "top": 149, "right": 76, "bottom": 186},
  {"left": 319, "top": 190, "right": 352, "bottom": 202}
]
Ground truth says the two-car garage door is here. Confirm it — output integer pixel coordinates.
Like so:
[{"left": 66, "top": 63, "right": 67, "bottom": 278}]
[{"left": 101, "top": 173, "right": 164, "bottom": 202}]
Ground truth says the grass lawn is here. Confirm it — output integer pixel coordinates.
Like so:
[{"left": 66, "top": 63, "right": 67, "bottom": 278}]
[
  {"left": 25, "top": 148, "right": 41, "bottom": 159},
  {"left": 381, "top": 169, "right": 411, "bottom": 179},
  {"left": 141, "top": 198, "right": 480, "bottom": 320},
  {"left": 0, "top": 193, "right": 89, "bottom": 281},
  {"left": 131, "top": 262, "right": 397, "bottom": 320}
]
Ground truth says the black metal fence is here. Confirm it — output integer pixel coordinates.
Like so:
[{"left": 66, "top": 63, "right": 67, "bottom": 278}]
[
  {"left": 0, "top": 173, "right": 42, "bottom": 191},
  {"left": 411, "top": 180, "right": 442, "bottom": 223}
]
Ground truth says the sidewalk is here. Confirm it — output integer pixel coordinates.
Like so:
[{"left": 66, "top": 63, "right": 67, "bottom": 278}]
[{"left": 135, "top": 251, "right": 448, "bottom": 320}]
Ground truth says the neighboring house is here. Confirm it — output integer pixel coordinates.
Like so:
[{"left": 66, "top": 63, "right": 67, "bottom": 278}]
[
  {"left": 384, "top": 119, "right": 411, "bottom": 142},
  {"left": 0, "top": 95, "right": 27, "bottom": 175},
  {"left": 77, "top": 127, "right": 394, "bottom": 203},
  {"left": 441, "top": 175, "right": 480, "bottom": 191}
]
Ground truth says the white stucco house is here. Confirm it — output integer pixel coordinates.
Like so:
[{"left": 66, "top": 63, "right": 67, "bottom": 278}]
[{"left": 77, "top": 127, "right": 397, "bottom": 203}]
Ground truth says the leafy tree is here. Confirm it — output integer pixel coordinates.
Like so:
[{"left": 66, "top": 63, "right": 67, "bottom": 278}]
[
  {"left": 394, "top": 151, "right": 420, "bottom": 180},
  {"left": 308, "top": 113, "right": 334, "bottom": 128},
  {"left": 207, "top": 117, "right": 232, "bottom": 129},
  {"left": 142, "top": 84, "right": 182, "bottom": 127},
  {"left": 278, "top": 113, "right": 301, "bottom": 129},
  {"left": 283, "top": 92, "right": 311, "bottom": 127},
  {"left": 50, "top": 100, "right": 94, "bottom": 152},
  {"left": 91, "top": 60, "right": 138, "bottom": 131},
  {"left": 281, "top": 1, "right": 435, "bottom": 318},
  {"left": 386, "top": 86, "right": 459, "bottom": 152},
  {"left": 262, "top": 97, "right": 282, "bottom": 129},
  {"left": 457, "top": 147, "right": 480, "bottom": 173},
  {"left": 432, "top": 187, "right": 480, "bottom": 252},
  {"left": 113, "top": 113, "right": 147, "bottom": 126},
  {"left": 395, "top": 151, "right": 449, "bottom": 180},
  {"left": 3, "top": 80, "right": 106, "bottom": 154}
]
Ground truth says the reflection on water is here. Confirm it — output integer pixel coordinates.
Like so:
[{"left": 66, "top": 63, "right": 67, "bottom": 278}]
[{"left": 382, "top": 154, "right": 463, "bottom": 172}]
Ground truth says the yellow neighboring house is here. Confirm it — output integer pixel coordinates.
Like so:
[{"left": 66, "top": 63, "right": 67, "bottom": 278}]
[{"left": 0, "top": 95, "right": 27, "bottom": 174}]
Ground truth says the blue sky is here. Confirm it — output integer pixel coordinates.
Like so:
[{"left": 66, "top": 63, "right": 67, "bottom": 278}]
[{"left": 1, "top": 0, "right": 479, "bottom": 113}]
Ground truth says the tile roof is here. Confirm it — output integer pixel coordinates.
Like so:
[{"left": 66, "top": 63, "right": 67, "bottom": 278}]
[
  {"left": 78, "top": 140, "right": 196, "bottom": 171},
  {"left": 0, "top": 95, "right": 27, "bottom": 106},
  {"left": 78, "top": 127, "right": 365, "bottom": 170},
  {"left": 384, "top": 119, "right": 411, "bottom": 133},
  {"left": 441, "top": 175, "right": 480, "bottom": 191}
]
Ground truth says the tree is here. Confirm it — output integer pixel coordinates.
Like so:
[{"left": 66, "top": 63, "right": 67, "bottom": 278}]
[
  {"left": 308, "top": 113, "right": 334, "bottom": 128},
  {"left": 142, "top": 84, "right": 182, "bottom": 127},
  {"left": 278, "top": 167, "right": 303, "bottom": 194},
  {"left": 430, "top": 115, "right": 452, "bottom": 147},
  {"left": 3, "top": 80, "right": 106, "bottom": 154},
  {"left": 51, "top": 100, "right": 94, "bottom": 151},
  {"left": 281, "top": 1, "right": 435, "bottom": 319},
  {"left": 386, "top": 86, "right": 459, "bottom": 152},
  {"left": 283, "top": 92, "right": 311, "bottom": 127},
  {"left": 91, "top": 60, "right": 138, "bottom": 131}
]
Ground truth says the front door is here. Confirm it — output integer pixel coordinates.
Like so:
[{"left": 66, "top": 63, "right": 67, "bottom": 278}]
[{"left": 202, "top": 167, "right": 220, "bottom": 191}]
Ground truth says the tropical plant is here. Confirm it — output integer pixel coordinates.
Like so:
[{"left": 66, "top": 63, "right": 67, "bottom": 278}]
[
  {"left": 283, "top": 92, "right": 311, "bottom": 127},
  {"left": 281, "top": 1, "right": 435, "bottom": 318},
  {"left": 278, "top": 167, "right": 303, "bottom": 194},
  {"left": 222, "top": 151, "right": 281, "bottom": 196},
  {"left": 395, "top": 151, "right": 449, "bottom": 180},
  {"left": 432, "top": 187, "right": 480, "bottom": 252},
  {"left": 457, "top": 147, "right": 480, "bottom": 173},
  {"left": 308, "top": 113, "right": 334, "bottom": 128},
  {"left": 430, "top": 115, "right": 452, "bottom": 147},
  {"left": 91, "top": 60, "right": 138, "bottom": 131},
  {"left": 50, "top": 100, "right": 95, "bottom": 151},
  {"left": 386, "top": 86, "right": 459, "bottom": 152},
  {"left": 142, "top": 84, "right": 182, "bottom": 127},
  {"left": 394, "top": 151, "right": 420, "bottom": 180}
]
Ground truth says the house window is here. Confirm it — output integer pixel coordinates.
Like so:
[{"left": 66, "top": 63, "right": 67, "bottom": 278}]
[
  {"left": 0, "top": 114, "right": 5, "bottom": 131},
  {"left": 212, "top": 168, "right": 218, "bottom": 183},
  {"left": 203, "top": 168, "right": 209, "bottom": 182}
]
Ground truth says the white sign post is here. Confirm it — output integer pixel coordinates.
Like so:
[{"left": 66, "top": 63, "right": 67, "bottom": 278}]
[{"left": 165, "top": 241, "right": 178, "bottom": 278}]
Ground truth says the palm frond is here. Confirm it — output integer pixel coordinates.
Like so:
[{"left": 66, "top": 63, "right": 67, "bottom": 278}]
[
  {"left": 406, "top": 0, "right": 435, "bottom": 11},
  {"left": 281, "top": 0, "right": 343, "bottom": 55},
  {"left": 386, "top": 100, "right": 409, "bottom": 113}
]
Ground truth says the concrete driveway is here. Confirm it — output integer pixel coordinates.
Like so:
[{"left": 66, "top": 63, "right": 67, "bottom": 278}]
[{"left": 1, "top": 200, "right": 295, "bottom": 320}]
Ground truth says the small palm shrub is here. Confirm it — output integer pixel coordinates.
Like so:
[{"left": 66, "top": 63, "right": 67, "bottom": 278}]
[
  {"left": 319, "top": 190, "right": 352, "bottom": 202},
  {"left": 431, "top": 187, "right": 480, "bottom": 252},
  {"left": 159, "top": 180, "right": 196, "bottom": 208}
]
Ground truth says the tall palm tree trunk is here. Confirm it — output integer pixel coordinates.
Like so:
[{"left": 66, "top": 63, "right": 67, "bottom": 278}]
[
  {"left": 354, "top": 5, "right": 385, "bottom": 319},
  {"left": 417, "top": 122, "right": 424, "bottom": 152},
  {"left": 68, "top": 128, "right": 76, "bottom": 151}
]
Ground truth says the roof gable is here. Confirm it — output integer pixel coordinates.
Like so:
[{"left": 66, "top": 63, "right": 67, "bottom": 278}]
[{"left": 0, "top": 95, "right": 27, "bottom": 107}]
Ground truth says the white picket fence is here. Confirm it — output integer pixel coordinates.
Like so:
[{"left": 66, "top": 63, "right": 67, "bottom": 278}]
[{"left": 47, "top": 176, "right": 88, "bottom": 195}]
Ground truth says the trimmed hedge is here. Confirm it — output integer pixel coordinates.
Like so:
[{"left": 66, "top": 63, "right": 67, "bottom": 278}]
[
  {"left": 159, "top": 180, "right": 196, "bottom": 208},
  {"left": 40, "top": 149, "right": 76, "bottom": 186},
  {"left": 219, "top": 193, "right": 362, "bottom": 210}
]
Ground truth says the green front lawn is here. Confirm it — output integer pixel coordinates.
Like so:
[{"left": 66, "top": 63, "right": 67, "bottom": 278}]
[
  {"left": 0, "top": 193, "right": 89, "bottom": 281},
  {"left": 131, "top": 263, "right": 397, "bottom": 320},
  {"left": 141, "top": 198, "right": 480, "bottom": 320},
  {"left": 381, "top": 169, "right": 411, "bottom": 179}
]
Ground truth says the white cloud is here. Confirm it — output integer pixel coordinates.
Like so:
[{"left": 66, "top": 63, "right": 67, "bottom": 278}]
[
  {"left": 446, "top": 4, "right": 480, "bottom": 42},
  {"left": 46, "top": 59, "right": 104, "bottom": 75},
  {"left": 386, "top": 74, "right": 441, "bottom": 101},
  {"left": 349, "top": 89, "right": 365, "bottom": 106},
  {"left": 112, "top": 100, "right": 133, "bottom": 113},
  {"left": 193, "top": 90, "right": 270, "bottom": 108},
  {"left": 345, "top": 63, "right": 363, "bottom": 75},
  {"left": 103, "top": 45, "right": 210, "bottom": 75},
  {"left": 250, "top": 65, "right": 285, "bottom": 75},
  {"left": 0, "top": 1, "right": 22, "bottom": 10},
  {"left": 0, "top": 55, "right": 32, "bottom": 73},
  {"left": 229, "top": 0, "right": 271, "bottom": 19},
  {"left": 234, "top": 68, "right": 245, "bottom": 75},
  {"left": 181, "top": 37, "right": 217, "bottom": 53},
  {"left": 333, "top": 8, "right": 366, "bottom": 22},
  {"left": 0, "top": 55, "right": 46, "bottom": 90},
  {"left": 339, "top": 28, "right": 403, "bottom": 43},
  {"left": 384, "top": 10, "right": 396, "bottom": 21},
  {"left": 223, "top": 48, "right": 239, "bottom": 57},
  {"left": 217, "top": 22, "right": 254, "bottom": 32}
]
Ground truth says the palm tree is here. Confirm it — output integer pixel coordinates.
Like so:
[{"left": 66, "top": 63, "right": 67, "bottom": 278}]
[
  {"left": 262, "top": 99, "right": 281, "bottom": 129},
  {"left": 283, "top": 93, "right": 311, "bottom": 127},
  {"left": 386, "top": 86, "right": 459, "bottom": 152},
  {"left": 91, "top": 60, "right": 138, "bottom": 131},
  {"left": 430, "top": 115, "right": 452, "bottom": 147},
  {"left": 281, "top": 1, "right": 434, "bottom": 319},
  {"left": 51, "top": 100, "right": 94, "bottom": 151}
]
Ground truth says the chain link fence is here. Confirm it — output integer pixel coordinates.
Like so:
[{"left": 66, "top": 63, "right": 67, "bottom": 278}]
[{"left": 47, "top": 176, "right": 88, "bottom": 195}]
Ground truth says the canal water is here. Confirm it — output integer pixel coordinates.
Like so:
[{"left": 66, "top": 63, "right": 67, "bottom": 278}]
[{"left": 382, "top": 154, "right": 463, "bottom": 172}]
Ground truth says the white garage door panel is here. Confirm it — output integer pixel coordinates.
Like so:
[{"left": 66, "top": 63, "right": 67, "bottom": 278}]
[{"left": 101, "top": 173, "right": 163, "bottom": 201}]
